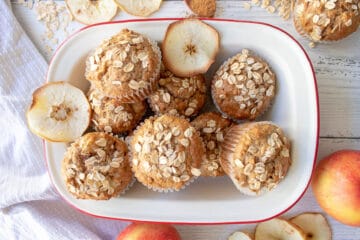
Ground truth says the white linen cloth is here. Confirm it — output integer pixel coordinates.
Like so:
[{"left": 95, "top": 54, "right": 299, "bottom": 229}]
[
  {"left": 1, "top": 1, "right": 359, "bottom": 239},
  {"left": 0, "top": 1, "right": 128, "bottom": 239}
]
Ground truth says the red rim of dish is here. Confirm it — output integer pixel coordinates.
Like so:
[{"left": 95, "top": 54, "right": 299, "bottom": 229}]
[{"left": 44, "top": 18, "right": 320, "bottom": 225}]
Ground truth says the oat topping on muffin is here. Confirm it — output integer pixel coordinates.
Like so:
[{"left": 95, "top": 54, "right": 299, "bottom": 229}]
[
  {"left": 130, "top": 114, "right": 205, "bottom": 191},
  {"left": 87, "top": 86, "right": 146, "bottom": 134},
  {"left": 191, "top": 112, "right": 233, "bottom": 177},
  {"left": 85, "top": 29, "right": 161, "bottom": 101},
  {"left": 294, "top": 0, "right": 360, "bottom": 41},
  {"left": 212, "top": 49, "right": 276, "bottom": 120},
  {"left": 148, "top": 67, "right": 206, "bottom": 117},
  {"left": 62, "top": 132, "right": 133, "bottom": 200},
  {"left": 220, "top": 122, "right": 291, "bottom": 196}
]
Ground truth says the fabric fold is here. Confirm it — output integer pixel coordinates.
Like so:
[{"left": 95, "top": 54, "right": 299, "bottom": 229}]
[{"left": 0, "top": 1, "right": 127, "bottom": 238}]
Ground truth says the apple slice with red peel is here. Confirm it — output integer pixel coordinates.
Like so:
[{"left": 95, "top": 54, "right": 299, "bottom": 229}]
[
  {"left": 255, "top": 218, "right": 306, "bottom": 240},
  {"left": 162, "top": 18, "right": 220, "bottom": 77},
  {"left": 26, "top": 82, "right": 91, "bottom": 142},
  {"left": 290, "top": 213, "right": 332, "bottom": 240},
  {"left": 228, "top": 231, "right": 253, "bottom": 240},
  {"left": 114, "top": 0, "right": 162, "bottom": 17},
  {"left": 65, "top": 0, "right": 118, "bottom": 25}
]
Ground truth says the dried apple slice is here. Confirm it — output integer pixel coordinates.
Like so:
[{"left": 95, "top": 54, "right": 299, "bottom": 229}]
[
  {"left": 290, "top": 213, "right": 332, "bottom": 240},
  {"left": 162, "top": 18, "right": 220, "bottom": 77},
  {"left": 26, "top": 82, "right": 91, "bottom": 142},
  {"left": 255, "top": 218, "right": 306, "bottom": 240},
  {"left": 65, "top": 0, "right": 118, "bottom": 25},
  {"left": 228, "top": 231, "right": 253, "bottom": 240},
  {"left": 114, "top": 0, "right": 162, "bottom": 17}
]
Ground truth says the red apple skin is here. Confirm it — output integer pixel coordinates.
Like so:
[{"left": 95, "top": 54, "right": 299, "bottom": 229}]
[
  {"left": 117, "top": 223, "right": 181, "bottom": 240},
  {"left": 312, "top": 150, "right": 360, "bottom": 226}
]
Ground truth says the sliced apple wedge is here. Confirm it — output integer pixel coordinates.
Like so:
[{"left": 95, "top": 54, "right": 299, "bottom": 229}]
[
  {"left": 162, "top": 18, "right": 220, "bottom": 77},
  {"left": 65, "top": 0, "right": 118, "bottom": 25},
  {"left": 26, "top": 82, "right": 91, "bottom": 142},
  {"left": 255, "top": 218, "right": 306, "bottom": 240},
  {"left": 290, "top": 213, "right": 332, "bottom": 240},
  {"left": 114, "top": 0, "right": 162, "bottom": 17},
  {"left": 228, "top": 231, "right": 253, "bottom": 240}
]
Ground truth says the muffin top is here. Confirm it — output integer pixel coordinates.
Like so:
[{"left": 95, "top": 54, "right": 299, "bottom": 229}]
[
  {"left": 62, "top": 132, "right": 133, "bottom": 200},
  {"left": 148, "top": 67, "right": 206, "bottom": 117},
  {"left": 85, "top": 29, "right": 161, "bottom": 101},
  {"left": 191, "top": 112, "right": 233, "bottom": 177},
  {"left": 130, "top": 114, "right": 205, "bottom": 191},
  {"left": 220, "top": 122, "right": 291, "bottom": 196},
  {"left": 294, "top": 0, "right": 360, "bottom": 41},
  {"left": 212, "top": 49, "right": 276, "bottom": 120},
  {"left": 88, "top": 86, "right": 146, "bottom": 134}
]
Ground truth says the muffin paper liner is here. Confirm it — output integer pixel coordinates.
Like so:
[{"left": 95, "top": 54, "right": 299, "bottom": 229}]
[
  {"left": 140, "top": 176, "right": 197, "bottom": 193},
  {"left": 220, "top": 121, "right": 277, "bottom": 196},
  {"left": 117, "top": 176, "right": 136, "bottom": 197}
]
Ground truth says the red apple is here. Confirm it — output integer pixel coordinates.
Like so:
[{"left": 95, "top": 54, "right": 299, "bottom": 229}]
[
  {"left": 117, "top": 222, "right": 181, "bottom": 240},
  {"left": 312, "top": 149, "right": 360, "bottom": 226}
]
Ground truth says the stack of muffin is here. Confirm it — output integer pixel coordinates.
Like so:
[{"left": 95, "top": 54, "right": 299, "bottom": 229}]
[{"left": 61, "top": 20, "right": 292, "bottom": 200}]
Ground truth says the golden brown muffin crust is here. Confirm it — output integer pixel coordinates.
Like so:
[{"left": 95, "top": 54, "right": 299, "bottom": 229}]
[
  {"left": 294, "top": 0, "right": 360, "bottom": 41},
  {"left": 220, "top": 122, "right": 291, "bottom": 195},
  {"left": 85, "top": 29, "right": 161, "bottom": 101},
  {"left": 148, "top": 67, "right": 206, "bottom": 117},
  {"left": 62, "top": 132, "right": 133, "bottom": 200},
  {"left": 131, "top": 114, "right": 205, "bottom": 191},
  {"left": 212, "top": 49, "right": 276, "bottom": 120}
]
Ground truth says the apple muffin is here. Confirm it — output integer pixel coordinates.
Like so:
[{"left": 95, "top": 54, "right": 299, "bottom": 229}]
[
  {"left": 85, "top": 28, "right": 161, "bottom": 102},
  {"left": 130, "top": 114, "right": 205, "bottom": 192},
  {"left": 211, "top": 49, "right": 276, "bottom": 121},
  {"left": 148, "top": 66, "right": 206, "bottom": 117},
  {"left": 294, "top": 0, "right": 360, "bottom": 41},
  {"left": 87, "top": 86, "right": 146, "bottom": 134},
  {"left": 191, "top": 112, "right": 233, "bottom": 177},
  {"left": 220, "top": 121, "right": 291, "bottom": 196},
  {"left": 62, "top": 132, "right": 133, "bottom": 200}
]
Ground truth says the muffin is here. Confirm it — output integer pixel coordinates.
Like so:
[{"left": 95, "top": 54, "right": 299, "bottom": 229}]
[
  {"left": 148, "top": 67, "right": 206, "bottom": 117},
  {"left": 85, "top": 29, "right": 161, "bottom": 102},
  {"left": 212, "top": 49, "right": 276, "bottom": 121},
  {"left": 220, "top": 121, "right": 291, "bottom": 196},
  {"left": 87, "top": 86, "right": 146, "bottom": 134},
  {"left": 62, "top": 132, "right": 133, "bottom": 200},
  {"left": 294, "top": 0, "right": 360, "bottom": 42},
  {"left": 191, "top": 112, "right": 233, "bottom": 177},
  {"left": 130, "top": 114, "right": 205, "bottom": 192}
]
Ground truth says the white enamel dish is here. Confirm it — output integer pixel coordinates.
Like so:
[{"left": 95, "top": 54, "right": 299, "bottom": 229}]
[{"left": 46, "top": 18, "right": 319, "bottom": 224}]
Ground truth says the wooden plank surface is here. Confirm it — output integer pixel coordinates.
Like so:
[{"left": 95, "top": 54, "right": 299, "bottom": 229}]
[
  {"left": 177, "top": 138, "right": 360, "bottom": 239},
  {"left": 10, "top": 1, "right": 360, "bottom": 239},
  {"left": 11, "top": 1, "right": 360, "bottom": 138}
]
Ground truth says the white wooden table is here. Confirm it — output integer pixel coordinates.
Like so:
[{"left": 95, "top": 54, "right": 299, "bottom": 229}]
[{"left": 11, "top": 0, "right": 360, "bottom": 239}]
